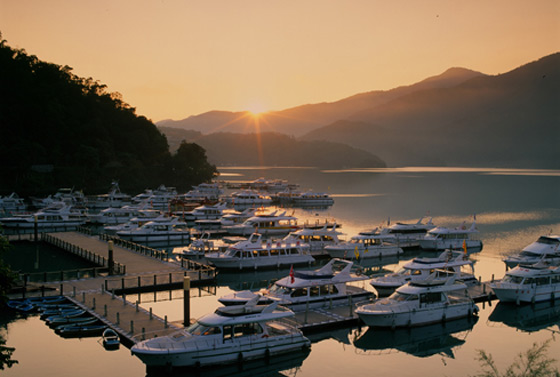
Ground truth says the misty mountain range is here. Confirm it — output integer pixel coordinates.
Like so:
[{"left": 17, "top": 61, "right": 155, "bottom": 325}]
[{"left": 159, "top": 53, "right": 559, "bottom": 168}]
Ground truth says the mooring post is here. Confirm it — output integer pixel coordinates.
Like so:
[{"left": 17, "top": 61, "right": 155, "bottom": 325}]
[
  {"left": 92, "top": 297, "right": 96, "bottom": 310},
  {"left": 130, "top": 320, "right": 134, "bottom": 334},
  {"left": 149, "top": 307, "right": 153, "bottom": 320},
  {"left": 183, "top": 276, "right": 191, "bottom": 326},
  {"left": 142, "top": 328, "right": 145, "bottom": 341},
  {"left": 136, "top": 301, "right": 139, "bottom": 312},
  {"left": 104, "top": 304, "right": 107, "bottom": 317},
  {"left": 73, "top": 286, "right": 76, "bottom": 297},
  {"left": 108, "top": 241, "right": 114, "bottom": 276},
  {"left": 34, "top": 215, "right": 38, "bottom": 242},
  {"left": 164, "top": 315, "right": 168, "bottom": 328},
  {"left": 116, "top": 312, "right": 120, "bottom": 325},
  {"left": 82, "top": 292, "right": 85, "bottom": 302}
]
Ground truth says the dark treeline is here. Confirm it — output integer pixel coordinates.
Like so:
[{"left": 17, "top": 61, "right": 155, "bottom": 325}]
[{"left": 0, "top": 36, "right": 217, "bottom": 197}]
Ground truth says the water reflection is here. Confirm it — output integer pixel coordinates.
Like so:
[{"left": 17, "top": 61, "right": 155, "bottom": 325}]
[
  {"left": 488, "top": 301, "right": 560, "bottom": 333},
  {"left": 352, "top": 316, "right": 478, "bottom": 358},
  {"left": 144, "top": 348, "right": 310, "bottom": 377}
]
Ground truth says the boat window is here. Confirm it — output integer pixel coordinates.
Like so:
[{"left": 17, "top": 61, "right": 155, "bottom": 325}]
[
  {"left": 223, "top": 325, "right": 233, "bottom": 341},
  {"left": 259, "top": 249, "right": 269, "bottom": 257},
  {"left": 270, "top": 249, "right": 279, "bottom": 256},
  {"left": 420, "top": 292, "right": 442, "bottom": 304},
  {"left": 310, "top": 287, "right": 320, "bottom": 297},
  {"left": 233, "top": 323, "right": 263, "bottom": 337},
  {"left": 290, "top": 248, "right": 300, "bottom": 255},
  {"left": 186, "top": 322, "right": 211, "bottom": 336},
  {"left": 291, "top": 288, "right": 308, "bottom": 297},
  {"left": 412, "top": 269, "right": 422, "bottom": 275},
  {"left": 270, "top": 285, "right": 292, "bottom": 295},
  {"left": 391, "top": 292, "right": 417, "bottom": 302},
  {"left": 503, "top": 275, "right": 524, "bottom": 284},
  {"left": 551, "top": 275, "right": 560, "bottom": 284},
  {"left": 523, "top": 278, "right": 535, "bottom": 285},
  {"left": 536, "top": 277, "right": 550, "bottom": 285},
  {"left": 537, "top": 236, "right": 560, "bottom": 245}
]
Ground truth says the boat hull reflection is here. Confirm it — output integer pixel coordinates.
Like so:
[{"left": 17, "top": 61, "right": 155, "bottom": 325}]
[
  {"left": 488, "top": 301, "right": 560, "bottom": 333},
  {"left": 352, "top": 316, "right": 478, "bottom": 358}
]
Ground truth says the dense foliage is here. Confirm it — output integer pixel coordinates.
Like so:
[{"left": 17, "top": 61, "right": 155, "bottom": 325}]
[{"left": 0, "top": 36, "right": 217, "bottom": 196}]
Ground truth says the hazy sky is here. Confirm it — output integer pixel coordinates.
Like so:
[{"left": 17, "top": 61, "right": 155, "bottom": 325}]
[{"left": 1, "top": 0, "right": 559, "bottom": 122}]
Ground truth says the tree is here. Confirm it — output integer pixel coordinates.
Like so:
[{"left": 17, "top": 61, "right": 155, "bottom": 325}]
[{"left": 169, "top": 141, "right": 218, "bottom": 191}]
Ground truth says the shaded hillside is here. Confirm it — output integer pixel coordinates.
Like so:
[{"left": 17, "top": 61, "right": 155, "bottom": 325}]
[
  {"left": 158, "top": 127, "right": 385, "bottom": 168},
  {"left": 302, "top": 53, "right": 560, "bottom": 168},
  {"left": 158, "top": 67, "right": 483, "bottom": 137},
  {"left": 0, "top": 38, "right": 216, "bottom": 196}
]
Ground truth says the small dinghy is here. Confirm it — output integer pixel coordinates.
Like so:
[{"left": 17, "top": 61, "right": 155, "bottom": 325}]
[{"left": 102, "top": 328, "right": 120, "bottom": 350}]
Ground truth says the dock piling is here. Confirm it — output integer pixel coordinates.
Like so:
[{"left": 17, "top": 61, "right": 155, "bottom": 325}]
[{"left": 183, "top": 276, "right": 190, "bottom": 326}]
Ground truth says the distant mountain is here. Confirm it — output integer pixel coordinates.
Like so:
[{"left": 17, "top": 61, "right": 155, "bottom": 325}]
[
  {"left": 157, "top": 67, "right": 484, "bottom": 137},
  {"left": 301, "top": 53, "right": 560, "bottom": 168},
  {"left": 158, "top": 127, "right": 386, "bottom": 168}
]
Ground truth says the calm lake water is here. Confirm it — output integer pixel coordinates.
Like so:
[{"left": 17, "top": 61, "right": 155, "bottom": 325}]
[{"left": 3, "top": 166, "right": 560, "bottom": 377}]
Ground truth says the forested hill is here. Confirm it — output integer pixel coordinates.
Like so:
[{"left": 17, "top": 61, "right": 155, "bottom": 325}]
[
  {"left": 159, "top": 127, "right": 386, "bottom": 169},
  {"left": 0, "top": 38, "right": 217, "bottom": 196}
]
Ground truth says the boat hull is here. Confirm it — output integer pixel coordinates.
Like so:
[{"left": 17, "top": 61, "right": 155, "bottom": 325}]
[
  {"left": 356, "top": 302, "right": 477, "bottom": 328},
  {"left": 325, "top": 245, "right": 403, "bottom": 259},
  {"left": 132, "top": 335, "right": 310, "bottom": 368},
  {"left": 490, "top": 282, "right": 560, "bottom": 304},
  {"left": 418, "top": 239, "right": 482, "bottom": 251},
  {"left": 205, "top": 255, "right": 314, "bottom": 270}
]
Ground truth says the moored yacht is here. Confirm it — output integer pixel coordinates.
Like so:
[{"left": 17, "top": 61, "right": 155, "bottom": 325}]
[
  {"left": 218, "top": 258, "right": 373, "bottom": 310},
  {"left": 225, "top": 190, "right": 273, "bottom": 206},
  {"left": 489, "top": 263, "right": 560, "bottom": 304},
  {"left": 0, "top": 192, "right": 27, "bottom": 216},
  {"left": 502, "top": 235, "right": 560, "bottom": 268},
  {"left": 324, "top": 229, "right": 403, "bottom": 260},
  {"left": 116, "top": 216, "right": 190, "bottom": 244},
  {"left": 205, "top": 233, "right": 314, "bottom": 270},
  {"left": 131, "top": 297, "right": 311, "bottom": 368},
  {"left": 88, "top": 205, "right": 161, "bottom": 225},
  {"left": 291, "top": 191, "right": 334, "bottom": 207},
  {"left": 173, "top": 202, "right": 228, "bottom": 224},
  {"left": 356, "top": 275, "right": 479, "bottom": 328},
  {"left": 282, "top": 224, "right": 343, "bottom": 256},
  {"left": 373, "top": 216, "right": 436, "bottom": 248},
  {"left": 370, "top": 250, "right": 477, "bottom": 297},
  {"left": 0, "top": 202, "right": 87, "bottom": 230},
  {"left": 87, "top": 181, "right": 131, "bottom": 209},
  {"left": 418, "top": 220, "right": 482, "bottom": 251},
  {"left": 223, "top": 211, "right": 301, "bottom": 236}
]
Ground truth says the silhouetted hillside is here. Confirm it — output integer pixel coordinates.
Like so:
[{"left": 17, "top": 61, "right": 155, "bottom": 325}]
[
  {"left": 158, "top": 67, "right": 484, "bottom": 137},
  {"left": 0, "top": 38, "right": 216, "bottom": 196},
  {"left": 158, "top": 127, "right": 386, "bottom": 168},
  {"left": 302, "top": 53, "right": 560, "bottom": 168}
]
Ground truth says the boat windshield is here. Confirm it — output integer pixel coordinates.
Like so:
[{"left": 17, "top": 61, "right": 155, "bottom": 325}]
[
  {"left": 537, "top": 236, "right": 560, "bottom": 245},
  {"left": 519, "top": 251, "right": 541, "bottom": 257},
  {"left": 502, "top": 275, "right": 524, "bottom": 284},
  {"left": 185, "top": 322, "right": 221, "bottom": 336},
  {"left": 269, "top": 285, "right": 292, "bottom": 295},
  {"left": 390, "top": 292, "right": 418, "bottom": 302}
]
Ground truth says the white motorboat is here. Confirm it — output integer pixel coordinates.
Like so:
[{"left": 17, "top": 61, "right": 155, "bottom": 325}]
[
  {"left": 218, "top": 258, "right": 373, "bottom": 310},
  {"left": 356, "top": 275, "right": 479, "bottom": 328},
  {"left": 30, "top": 187, "right": 87, "bottom": 209},
  {"left": 131, "top": 185, "right": 178, "bottom": 210},
  {"left": 219, "top": 207, "right": 258, "bottom": 227},
  {"left": 225, "top": 190, "right": 273, "bottom": 206},
  {"left": 0, "top": 203, "right": 87, "bottom": 230},
  {"left": 173, "top": 202, "right": 228, "bottom": 223},
  {"left": 502, "top": 235, "right": 560, "bottom": 268},
  {"left": 0, "top": 192, "right": 27, "bottom": 216},
  {"left": 370, "top": 250, "right": 477, "bottom": 296},
  {"left": 181, "top": 232, "right": 231, "bottom": 257},
  {"left": 372, "top": 216, "right": 436, "bottom": 248},
  {"left": 489, "top": 262, "right": 560, "bottom": 304},
  {"left": 116, "top": 216, "right": 190, "bottom": 244},
  {"left": 418, "top": 220, "right": 482, "bottom": 251},
  {"left": 282, "top": 224, "right": 343, "bottom": 256},
  {"left": 87, "top": 181, "right": 131, "bottom": 209},
  {"left": 102, "top": 328, "right": 120, "bottom": 350},
  {"left": 291, "top": 191, "right": 334, "bottom": 207},
  {"left": 324, "top": 229, "right": 403, "bottom": 260},
  {"left": 205, "top": 233, "right": 314, "bottom": 270},
  {"left": 181, "top": 182, "right": 223, "bottom": 203},
  {"left": 224, "top": 210, "right": 301, "bottom": 236},
  {"left": 131, "top": 297, "right": 311, "bottom": 368},
  {"left": 88, "top": 205, "right": 161, "bottom": 225}
]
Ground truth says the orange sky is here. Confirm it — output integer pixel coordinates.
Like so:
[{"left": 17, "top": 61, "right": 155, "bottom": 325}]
[{"left": 1, "top": 0, "right": 559, "bottom": 122}]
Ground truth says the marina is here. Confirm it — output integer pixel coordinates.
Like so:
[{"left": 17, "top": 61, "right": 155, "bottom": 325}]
[{"left": 2, "top": 167, "right": 560, "bottom": 377}]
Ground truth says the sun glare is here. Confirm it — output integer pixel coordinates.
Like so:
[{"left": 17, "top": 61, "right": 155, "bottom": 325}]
[{"left": 246, "top": 103, "right": 268, "bottom": 116}]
